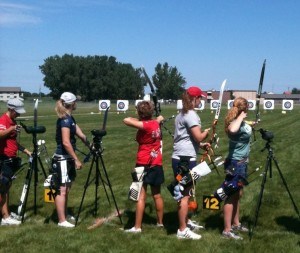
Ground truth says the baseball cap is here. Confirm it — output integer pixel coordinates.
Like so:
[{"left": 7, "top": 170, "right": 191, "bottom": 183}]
[
  {"left": 187, "top": 87, "right": 207, "bottom": 98},
  {"left": 60, "top": 92, "right": 77, "bottom": 104},
  {"left": 7, "top": 98, "right": 26, "bottom": 114}
]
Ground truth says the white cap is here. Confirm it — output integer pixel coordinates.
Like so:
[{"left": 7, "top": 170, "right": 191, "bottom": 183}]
[
  {"left": 60, "top": 92, "right": 77, "bottom": 104},
  {"left": 7, "top": 98, "right": 26, "bottom": 114}
]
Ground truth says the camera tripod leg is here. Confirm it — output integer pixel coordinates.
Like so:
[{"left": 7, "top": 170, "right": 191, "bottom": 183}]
[
  {"left": 18, "top": 160, "right": 34, "bottom": 223},
  {"left": 17, "top": 150, "right": 55, "bottom": 222},
  {"left": 272, "top": 157, "right": 300, "bottom": 219},
  {"left": 250, "top": 156, "right": 271, "bottom": 240},
  {"left": 76, "top": 152, "right": 123, "bottom": 226},
  {"left": 98, "top": 155, "right": 123, "bottom": 224},
  {"left": 75, "top": 156, "right": 96, "bottom": 226}
]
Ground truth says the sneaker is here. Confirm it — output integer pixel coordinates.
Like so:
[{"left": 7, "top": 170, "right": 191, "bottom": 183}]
[
  {"left": 156, "top": 223, "right": 164, "bottom": 228},
  {"left": 124, "top": 227, "right": 142, "bottom": 233},
  {"left": 1, "top": 216, "right": 21, "bottom": 226},
  {"left": 222, "top": 231, "right": 243, "bottom": 240},
  {"left": 187, "top": 219, "right": 205, "bottom": 230},
  {"left": 177, "top": 227, "right": 202, "bottom": 240},
  {"left": 58, "top": 221, "right": 75, "bottom": 228},
  {"left": 232, "top": 223, "right": 249, "bottom": 232},
  {"left": 10, "top": 212, "right": 22, "bottom": 221},
  {"left": 67, "top": 214, "right": 76, "bottom": 222}
]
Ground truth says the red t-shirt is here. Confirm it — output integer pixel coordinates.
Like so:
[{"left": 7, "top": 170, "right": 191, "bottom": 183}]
[
  {"left": 0, "top": 113, "right": 18, "bottom": 157},
  {"left": 136, "top": 120, "right": 162, "bottom": 166}
]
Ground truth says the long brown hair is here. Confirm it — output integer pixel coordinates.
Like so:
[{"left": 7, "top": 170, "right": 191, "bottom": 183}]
[
  {"left": 224, "top": 97, "right": 248, "bottom": 134},
  {"left": 181, "top": 92, "right": 196, "bottom": 114}
]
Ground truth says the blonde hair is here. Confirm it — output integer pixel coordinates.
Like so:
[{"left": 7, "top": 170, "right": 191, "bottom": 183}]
[
  {"left": 55, "top": 99, "right": 73, "bottom": 118},
  {"left": 225, "top": 97, "right": 248, "bottom": 134},
  {"left": 181, "top": 92, "right": 196, "bottom": 114}
]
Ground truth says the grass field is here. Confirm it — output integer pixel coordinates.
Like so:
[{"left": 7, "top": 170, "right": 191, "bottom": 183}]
[{"left": 0, "top": 100, "right": 299, "bottom": 253}]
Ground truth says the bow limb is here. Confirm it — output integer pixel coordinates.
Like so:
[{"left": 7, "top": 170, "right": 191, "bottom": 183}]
[
  {"left": 141, "top": 66, "right": 164, "bottom": 155},
  {"left": 141, "top": 66, "right": 160, "bottom": 117},
  {"left": 253, "top": 60, "right": 266, "bottom": 142},
  {"left": 200, "top": 80, "right": 226, "bottom": 175}
]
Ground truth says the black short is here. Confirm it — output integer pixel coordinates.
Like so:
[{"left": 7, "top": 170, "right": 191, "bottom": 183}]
[
  {"left": 0, "top": 156, "right": 21, "bottom": 194},
  {"left": 51, "top": 156, "right": 76, "bottom": 185},
  {"left": 172, "top": 157, "right": 197, "bottom": 197},
  {"left": 140, "top": 165, "right": 164, "bottom": 187}
]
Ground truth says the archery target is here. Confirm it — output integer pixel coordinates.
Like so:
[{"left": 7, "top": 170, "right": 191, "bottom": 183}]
[
  {"left": 99, "top": 100, "right": 110, "bottom": 111},
  {"left": 198, "top": 100, "right": 205, "bottom": 110},
  {"left": 135, "top": 100, "right": 143, "bottom": 107},
  {"left": 282, "top": 100, "right": 293, "bottom": 110},
  {"left": 227, "top": 100, "right": 234, "bottom": 109},
  {"left": 263, "top": 100, "right": 274, "bottom": 110},
  {"left": 117, "top": 100, "right": 129, "bottom": 111},
  {"left": 247, "top": 100, "right": 256, "bottom": 110},
  {"left": 195, "top": 100, "right": 205, "bottom": 111},
  {"left": 210, "top": 100, "right": 219, "bottom": 110},
  {"left": 177, "top": 100, "right": 182, "bottom": 110}
]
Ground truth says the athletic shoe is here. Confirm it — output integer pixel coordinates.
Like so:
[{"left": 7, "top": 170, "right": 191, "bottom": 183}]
[
  {"left": 67, "top": 214, "right": 76, "bottom": 221},
  {"left": 187, "top": 219, "right": 205, "bottom": 230},
  {"left": 177, "top": 227, "right": 202, "bottom": 240},
  {"left": 1, "top": 216, "right": 21, "bottom": 226},
  {"left": 156, "top": 223, "right": 164, "bottom": 228},
  {"left": 222, "top": 231, "right": 243, "bottom": 240},
  {"left": 232, "top": 223, "right": 249, "bottom": 232},
  {"left": 58, "top": 221, "right": 75, "bottom": 228},
  {"left": 10, "top": 212, "right": 22, "bottom": 221},
  {"left": 124, "top": 227, "right": 142, "bottom": 233}
]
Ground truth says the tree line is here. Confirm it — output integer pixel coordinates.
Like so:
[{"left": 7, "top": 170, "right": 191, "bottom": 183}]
[{"left": 38, "top": 54, "right": 186, "bottom": 101}]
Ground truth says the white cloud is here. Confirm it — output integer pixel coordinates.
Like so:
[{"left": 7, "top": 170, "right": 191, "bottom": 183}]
[{"left": 0, "top": 2, "right": 41, "bottom": 26}]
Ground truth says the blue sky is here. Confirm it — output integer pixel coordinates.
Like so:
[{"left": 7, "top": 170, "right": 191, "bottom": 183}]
[{"left": 0, "top": 0, "right": 299, "bottom": 95}]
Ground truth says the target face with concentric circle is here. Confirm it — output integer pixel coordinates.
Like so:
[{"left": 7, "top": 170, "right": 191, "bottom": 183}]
[
  {"left": 248, "top": 101, "right": 254, "bottom": 109},
  {"left": 284, "top": 101, "right": 292, "bottom": 109},
  {"left": 228, "top": 100, "right": 234, "bottom": 108},
  {"left": 100, "top": 102, "right": 108, "bottom": 110},
  {"left": 118, "top": 102, "right": 125, "bottom": 110},
  {"left": 265, "top": 101, "right": 273, "bottom": 108},
  {"left": 198, "top": 101, "right": 205, "bottom": 109},
  {"left": 211, "top": 101, "right": 218, "bottom": 109}
]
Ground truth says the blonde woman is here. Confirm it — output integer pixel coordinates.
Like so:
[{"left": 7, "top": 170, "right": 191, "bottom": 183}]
[
  {"left": 52, "top": 92, "right": 89, "bottom": 228},
  {"left": 222, "top": 97, "right": 252, "bottom": 239}
]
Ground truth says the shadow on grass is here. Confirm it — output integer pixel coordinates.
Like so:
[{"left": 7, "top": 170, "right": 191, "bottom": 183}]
[
  {"left": 276, "top": 216, "right": 300, "bottom": 234},
  {"left": 202, "top": 212, "right": 223, "bottom": 232},
  {"left": 122, "top": 203, "right": 179, "bottom": 234}
]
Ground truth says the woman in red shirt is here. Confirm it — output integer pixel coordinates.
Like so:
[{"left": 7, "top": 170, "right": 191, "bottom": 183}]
[{"left": 123, "top": 101, "right": 164, "bottom": 233}]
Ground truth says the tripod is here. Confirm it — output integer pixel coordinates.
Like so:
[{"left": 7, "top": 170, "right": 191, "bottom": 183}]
[
  {"left": 18, "top": 123, "right": 54, "bottom": 222},
  {"left": 75, "top": 132, "right": 122, "bottom": 226},
  {"left": 250, "top": 139, "right": 300, "bottom": 239}
]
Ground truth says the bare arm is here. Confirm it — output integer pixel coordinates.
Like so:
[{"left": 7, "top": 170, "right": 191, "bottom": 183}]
[
  {"left": 61, "top": 127, "right": 82, "bottom": 169},
  {"left": 228, "top": 111, "right": 247, "bottom": 134},
  {"left": 75, "top": 125, "right": 89, "bottom": 147},
  {"left": 123, "top": 117, "right": 144, "bottom": 129},
  {"left": 0, "top": 125, "right": 16, "bottom": 139},
  {"left": 189, "top": 125, "right": 210, "bottom": 143}
]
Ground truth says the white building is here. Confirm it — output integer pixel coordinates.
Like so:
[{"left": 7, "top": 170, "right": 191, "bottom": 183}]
[{"left": 0, "top": 87, "right": 22, "bottom": 101}]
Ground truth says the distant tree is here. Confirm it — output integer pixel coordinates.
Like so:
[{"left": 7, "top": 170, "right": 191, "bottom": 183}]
[
  {"left": 39, "top": 54, "right": 144, "bottom": 101},
  {"left": 291, "top": 88, "right": 300, "bottom": 94},
  {"left": 152, "top": 62, "right": 186, "bottom": 100}
]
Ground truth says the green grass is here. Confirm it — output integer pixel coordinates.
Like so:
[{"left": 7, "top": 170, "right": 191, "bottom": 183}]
[{"left": 0, "top": 101, "right": 299, "bottom": 253}]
